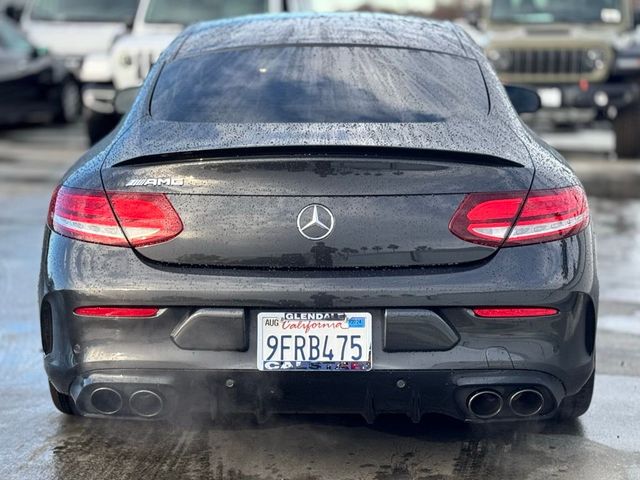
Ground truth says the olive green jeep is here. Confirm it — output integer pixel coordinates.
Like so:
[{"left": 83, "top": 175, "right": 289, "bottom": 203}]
[{"left": 482, "top": 0, "right": 640, "bottom": 157}]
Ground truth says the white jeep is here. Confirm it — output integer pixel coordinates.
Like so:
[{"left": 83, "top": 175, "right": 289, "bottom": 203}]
[
  {"left": 82, "top": 0, "right": 287, "bottom": 144},
  {"left": 11, "top": 0, "right": 140, "bottom": 126},
  {"left": 19, "top": 0, "right": 139, "bottom": 76}
]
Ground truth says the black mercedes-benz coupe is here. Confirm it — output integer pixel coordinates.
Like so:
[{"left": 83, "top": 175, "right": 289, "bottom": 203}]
[{"left": 40, "top": 13, "right": 598, "bottom": 423}]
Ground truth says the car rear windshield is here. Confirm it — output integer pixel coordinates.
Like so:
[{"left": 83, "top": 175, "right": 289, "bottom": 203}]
[{"left": 151, "top": 46, "right": 489, "bottom": 123}]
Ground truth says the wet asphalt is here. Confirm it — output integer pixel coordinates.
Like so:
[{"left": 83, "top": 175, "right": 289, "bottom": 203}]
[{"left": 0, "top": 123, "right": 639, "bottom": 480}]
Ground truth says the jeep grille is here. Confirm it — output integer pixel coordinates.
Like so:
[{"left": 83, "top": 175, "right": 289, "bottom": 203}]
[{"left": 492, "top": 47, "right": 611, "bottom": 83}]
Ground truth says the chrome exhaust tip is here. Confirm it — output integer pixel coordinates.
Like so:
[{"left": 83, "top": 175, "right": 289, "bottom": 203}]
[
  {"left": 467, "top": 390, "right": 503, "bottom": 419},
  {"left": 90, "top": 387, "right": 123, "bottom": 415},
  {"left": 509, "top": 389, "right": 544, "bottom": 417},
  {"left": 129, "top": 390, "right": 164, "bottom": 418}
]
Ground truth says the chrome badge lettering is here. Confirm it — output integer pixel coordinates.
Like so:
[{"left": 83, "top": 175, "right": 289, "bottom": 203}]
[{"left": 125, "top": 178, "right": 184, "bottom": 187}]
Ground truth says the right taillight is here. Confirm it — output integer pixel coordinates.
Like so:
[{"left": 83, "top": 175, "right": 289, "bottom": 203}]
[
  {"left": 449, "top": 185, "right": 589, "bottom": 247},
  {"left": 48, "top": 186, "right": 182, "bottom": 247}
]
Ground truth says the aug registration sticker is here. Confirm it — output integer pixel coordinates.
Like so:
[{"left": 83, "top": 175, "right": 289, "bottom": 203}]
[{"left": 257, "top": 312, "right": 372, "bottom": 371}]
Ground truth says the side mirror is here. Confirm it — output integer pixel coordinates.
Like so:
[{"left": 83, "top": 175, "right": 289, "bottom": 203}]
[
  {"left": 124, "top": 15, "right": 135, "bottom": 30},
  {"left": 465, "top": 10, "right": 480, "bottom": 29},
  {"left": 114, "top": 87, "right": 140, "bottom": 115},
  {"left": 4, "top": 5, "right": 23, "bottom": 22},
  {"left": 505, "top": 85, "right": 541, "bottom": 114},
  {"left": 31, "top": 46, "right": 48, "bottom": 58}
]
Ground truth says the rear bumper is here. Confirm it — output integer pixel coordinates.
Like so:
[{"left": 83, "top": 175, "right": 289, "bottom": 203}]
[
  {"left": 40, "top": 226, "right": 598, "bottom": 421},
  {"left": 70, "top": 369, "right": 566, "bottom": 423},
  {"left": 81, "top": 83, "right": 116, "bottom": 114},
  {"left": 536, "top": 81, "right": 640, "bottom": 110}
]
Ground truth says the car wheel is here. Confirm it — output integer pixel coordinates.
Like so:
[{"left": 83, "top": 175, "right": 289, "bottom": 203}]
[
  {"left": 613, "top": 102, "right": 640, "bottom": 158},
  {"left": 48, "top": 381, "right": 77, "bottom": 415},
  {"left": 555, "top": 371, "right": 595, "bottom": 421},
  {"left": 86, "top": 110, "right": 121, "bottom": 146},
  {"left": 54, "top": 80, "right": 81, "bottom": 124}
]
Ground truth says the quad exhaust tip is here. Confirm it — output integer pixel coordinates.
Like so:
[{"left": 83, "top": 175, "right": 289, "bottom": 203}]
[
  {"left": 90, "top": 387, "right": 123, "bottom": 415},
  {"left": 467, "top": 390, "right": 503, "bottom": 419},
  {"left": 129, "top": 390, "right": 164, "bottom": 418},
  {"left": 509, "top": 389, "right": 544, "bottom": 417}
]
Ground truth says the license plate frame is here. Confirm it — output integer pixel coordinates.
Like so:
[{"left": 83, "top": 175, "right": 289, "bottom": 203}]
[{"left": 257, "top": 312, "right": 372, "bottom": 371}]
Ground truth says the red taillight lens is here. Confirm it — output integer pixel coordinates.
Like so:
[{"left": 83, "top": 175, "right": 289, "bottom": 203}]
[
  {"left": 449, "top": 186, "right": 589, "bottom": 247},
  {"left": 473, "top": 307, "right": 558, "bottom": 318},
  {"left": 48, "top": 186, "right": 182, "bottom": 247},
  {"left": 108, "top": 192, "right": 183, "bottom": 247},
  {"left": 48, "top": 186, "right": 129, "bottom": 246},
  {"left": 74, "top": 307, "right": 160, "bottom": 317}
]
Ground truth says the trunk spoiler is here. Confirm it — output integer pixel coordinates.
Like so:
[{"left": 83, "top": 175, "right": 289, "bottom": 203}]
[{"left": 112, "top": 145, "right": 525, "bottom": 168}]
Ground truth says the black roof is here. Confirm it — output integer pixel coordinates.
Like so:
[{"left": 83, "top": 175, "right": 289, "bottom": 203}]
[{"left": 175, "top": 13, "right": 474, "bottom": 59}]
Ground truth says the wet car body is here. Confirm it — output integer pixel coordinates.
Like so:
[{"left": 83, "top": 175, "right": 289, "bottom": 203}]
[{"left": 40, "top": 13, "right": 598, "bottom": 423}]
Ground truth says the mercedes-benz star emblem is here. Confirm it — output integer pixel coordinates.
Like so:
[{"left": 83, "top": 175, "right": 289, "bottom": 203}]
[{"left": 297, "top": 204, "right": 335, "bottom": 241}]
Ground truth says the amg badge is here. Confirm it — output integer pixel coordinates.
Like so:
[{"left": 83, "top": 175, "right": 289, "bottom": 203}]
[{"left": 125, "top": 178, "right": 184, "bottom": 187}]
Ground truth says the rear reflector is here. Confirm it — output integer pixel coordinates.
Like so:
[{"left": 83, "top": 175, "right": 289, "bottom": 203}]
[
  {"left": 74, "top": 307, "right": 160, "bottom": 317},
  {"left": 48, "top": 186, "right": 182, "bottom": 247},
  {"left": 473, "top": 308, "right": 558, "bottom": 318},
  {"left": 449, "top": 186, "right": 589, "bottom": 247}
]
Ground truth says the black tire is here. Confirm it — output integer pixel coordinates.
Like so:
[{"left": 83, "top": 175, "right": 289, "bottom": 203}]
[
  {"left": 85, "top": 110, "right": 121, "bottom": 145},
  {"left": 53, "top": 79, "right": 81, "bottom": 124},
  {"left": 48, "top": 381, "right": 76, "bottom": 415},
  {"left": 555, "top": 371, "right": 595, "bottom": 421},
  {"left": 614, "top": 102, "right": 640, "bottom": 158}
]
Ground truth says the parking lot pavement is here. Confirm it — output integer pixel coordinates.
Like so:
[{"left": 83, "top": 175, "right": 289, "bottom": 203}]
[
  {"left": 0, "top": 123, "right": 88, "bottom": 192},
  {"left": 1, "top": 123, "right": 640, "bottom": 480},
  {"left": 539, "top": 127, "right": 640, "bottom": 199}
]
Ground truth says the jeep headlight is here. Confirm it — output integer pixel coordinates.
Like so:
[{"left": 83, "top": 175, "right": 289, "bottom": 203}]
[
  {"left": 584, "top": 48, "right": 607, "bottom": 71},
  {"left": 487, "top": 49, "right": 512, "bottom": 71}
]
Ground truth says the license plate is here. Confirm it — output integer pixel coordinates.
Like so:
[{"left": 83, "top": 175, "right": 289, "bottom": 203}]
[
  {"left": 538, "top": 88, "right": 562, "bottom": 108},
  {"left": 257, "top": 312, "right": 372, "bottom": 371}
]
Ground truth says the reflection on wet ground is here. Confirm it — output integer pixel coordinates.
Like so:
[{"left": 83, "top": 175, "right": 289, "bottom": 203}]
[{"left": 26, "top": 400, "right": 638, "bottom": 480}]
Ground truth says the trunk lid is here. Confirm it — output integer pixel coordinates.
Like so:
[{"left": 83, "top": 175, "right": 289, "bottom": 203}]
[{"left": 101, "top": 150, "right": 534, "bottom": 269}]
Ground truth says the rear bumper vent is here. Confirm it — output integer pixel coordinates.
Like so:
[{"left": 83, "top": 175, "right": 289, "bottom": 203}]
[
  {"left": 383, "top": 309, "right": 459, "bottom": 352},
  {"left": 40, "top": 302, "right": 53, "bottom": 355}
]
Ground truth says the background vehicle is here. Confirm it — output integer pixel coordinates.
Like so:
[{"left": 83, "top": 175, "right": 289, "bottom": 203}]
[
  {"left": 83, "top": 0, "right": 286, "bottom": 144},
  {"left": 19, "top": 0, "right": 139, "bottom": 78},
  {"left": 0, "top": 15, "right": 79, "bottom": 124},
  {"left": 482, "top": 0, "right": 640, "bottom": 157}
]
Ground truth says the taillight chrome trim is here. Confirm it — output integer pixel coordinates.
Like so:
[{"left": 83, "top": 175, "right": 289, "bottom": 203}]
[
  {"left": 506, "top": 211, "right": 589, "bottom": 241},
  {"left": 51, "top": 214, "right": 134, "bottom": 242}
]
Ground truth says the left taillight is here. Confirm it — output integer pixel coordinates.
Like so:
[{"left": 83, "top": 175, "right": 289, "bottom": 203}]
[
  {"left": 449, "top": 185, "right": 589, "bottom": 247},
  {"left": 48, "top": 186, "right": 182, "bottom": 247}
]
